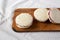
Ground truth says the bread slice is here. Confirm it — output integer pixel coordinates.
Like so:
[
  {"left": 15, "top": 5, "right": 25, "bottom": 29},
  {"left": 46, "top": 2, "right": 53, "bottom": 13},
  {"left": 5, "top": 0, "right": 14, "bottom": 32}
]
[
  {"left": 34, "top": 8, "right": 49, "bottom": 22},
  {"left": 49, "top": 8, "right": 60, "bottom": 24},
  {"left": 15, "top": 13, "right": 33, "bottom": 28}
]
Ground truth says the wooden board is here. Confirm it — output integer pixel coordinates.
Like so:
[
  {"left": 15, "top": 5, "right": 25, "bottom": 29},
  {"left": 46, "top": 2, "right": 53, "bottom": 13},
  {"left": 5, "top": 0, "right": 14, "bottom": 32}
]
[{"left": 12, "top": 8, "right": 60, "bottom": 32}]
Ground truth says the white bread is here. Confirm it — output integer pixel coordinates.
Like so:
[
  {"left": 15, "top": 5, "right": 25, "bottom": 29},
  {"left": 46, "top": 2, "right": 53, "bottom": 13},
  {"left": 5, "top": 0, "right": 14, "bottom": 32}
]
[
  {"left": 34, "top": 8, "right": 49, "bottom": 22},
  {"left": 15, "top": 13, "right": 33, "bottom": 28},
  {"left": 49, "top": 8, "right": 60, "bottom": 24}
]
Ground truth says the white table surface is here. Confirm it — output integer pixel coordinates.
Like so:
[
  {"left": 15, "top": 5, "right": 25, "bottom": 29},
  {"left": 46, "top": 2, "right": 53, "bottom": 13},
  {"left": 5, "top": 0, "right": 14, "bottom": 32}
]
[{"left": 0, "top": 0, "right": 60, "bottom": 40}]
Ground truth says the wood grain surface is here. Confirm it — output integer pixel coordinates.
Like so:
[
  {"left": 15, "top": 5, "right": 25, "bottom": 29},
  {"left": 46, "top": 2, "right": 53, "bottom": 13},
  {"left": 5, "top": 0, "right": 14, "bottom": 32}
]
[{"left": 12, "top": 8, "right": 60, "bottom": 32}]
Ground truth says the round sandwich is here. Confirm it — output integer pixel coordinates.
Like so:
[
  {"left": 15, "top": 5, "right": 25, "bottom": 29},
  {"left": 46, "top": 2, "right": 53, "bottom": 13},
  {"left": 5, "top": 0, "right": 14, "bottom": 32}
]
[
  {"left": 34, "top": 8, "right": 49, "bottom": 22},
  {"left": 15, "top": 13, "right": 33, "bottom": 28},
  {"left": 48, "top": 8, "right": 60, "bottom": 24}
]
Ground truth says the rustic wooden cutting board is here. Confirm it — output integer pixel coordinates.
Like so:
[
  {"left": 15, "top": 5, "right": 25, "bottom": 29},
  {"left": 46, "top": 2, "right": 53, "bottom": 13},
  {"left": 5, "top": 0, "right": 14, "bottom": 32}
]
[{"left": 12, "top": 8, "right": 60, "bottom": 32}]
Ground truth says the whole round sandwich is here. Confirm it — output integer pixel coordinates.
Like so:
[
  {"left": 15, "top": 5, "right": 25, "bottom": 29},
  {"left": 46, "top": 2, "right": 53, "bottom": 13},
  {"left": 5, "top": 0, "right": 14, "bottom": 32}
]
[
  {"left": 48, "top": 8, "right": 60, "bottom": 24},
  {"left": 34, "top": 8, "right": 49, "bottom": 22},
  {"left": 15, "top": 13, "right": 33, "bottom": 28}
]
